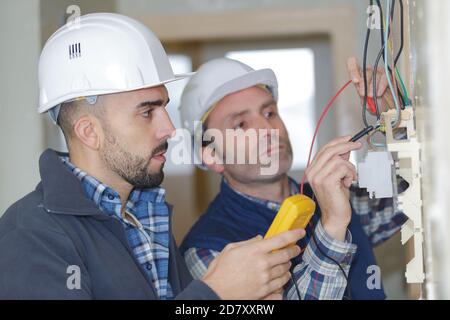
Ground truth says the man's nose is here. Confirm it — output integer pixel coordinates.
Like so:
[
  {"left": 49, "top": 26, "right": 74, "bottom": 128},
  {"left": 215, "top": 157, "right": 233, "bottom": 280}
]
[{"left": 156, "top": 109, "right": 176, "bottom": 140}]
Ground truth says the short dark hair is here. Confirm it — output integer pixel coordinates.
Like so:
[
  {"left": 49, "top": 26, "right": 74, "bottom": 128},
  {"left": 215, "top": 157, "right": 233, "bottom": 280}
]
[{"left": 57, "top": 98, "right": 104, "bottom": 144}]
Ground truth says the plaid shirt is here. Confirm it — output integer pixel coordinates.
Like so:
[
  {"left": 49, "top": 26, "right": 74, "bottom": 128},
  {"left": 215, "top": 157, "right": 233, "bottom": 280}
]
[
  {"left": 61, "top": 158, "right": 173, "bottom": 300},
  {"left": 184, "top": 178, "right": 406, "bottom": 300}
]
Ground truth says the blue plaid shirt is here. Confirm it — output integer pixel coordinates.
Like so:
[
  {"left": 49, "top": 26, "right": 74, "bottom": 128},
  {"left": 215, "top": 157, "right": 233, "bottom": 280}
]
[{"left": 61, "top": 157, "right": 174, "bottom": 299}]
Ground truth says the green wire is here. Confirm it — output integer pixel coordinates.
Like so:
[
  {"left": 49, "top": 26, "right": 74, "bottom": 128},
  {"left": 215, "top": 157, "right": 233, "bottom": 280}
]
[{"left": 395, "top": 66, "right": 410, "bottom": 106}]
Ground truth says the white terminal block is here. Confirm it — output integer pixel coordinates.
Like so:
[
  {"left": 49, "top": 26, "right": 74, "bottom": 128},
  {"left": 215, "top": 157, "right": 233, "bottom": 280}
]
[
  {"left": 358, "top": 151, "right": 395, "bottom": 199},
  {"left": 383, "top": 108, "right": 425, "bottom": 284}
]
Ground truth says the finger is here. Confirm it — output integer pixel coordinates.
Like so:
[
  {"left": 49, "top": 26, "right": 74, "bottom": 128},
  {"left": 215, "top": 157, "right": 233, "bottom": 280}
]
[
  {"left": 267, "top": 246, "right": 300, "bottom": 266},
  {"left": 382, "top": 93, "right": 395, "bottom": 111},
  {"left": 341, "top": 150, "right": 351, "bottom": 161},
  {"left": 233, "top": 235, "right": 263, "bottom": 248},
  {"left": 309, "top": 159, "right": 356, "bottom": 194},
  {"left": 333, "top": 158, "right": 357, "bottom": 182},
  {"left": 224, "top": 235, "right": 263, "bottom": 252},
  {"left": 258, "top": 229, "right": 305, "bottom": 253},
  {"left": 347, "top": 57, "right": 361, "bottom": 84},
  {"left": 377, "top": 70, "right": 389, "bottom": 97},
  {"left": 311, "top": 136, "right": 353, "bottom": 163},
  {"left": 309, "top": 142, "right": 362, "bottom": 176},
  {"left": 374, "top": 68, "right": 383, "bottom": 98},
  {"left": 268, "top": 262, "right": 292, "bottom": 279},
  {"left": 314, "top": 156, "right": 357, "bottom": 184},
  {"left": 363, "top": 66, "right": 374, "bottom": 97},
  {"left": 327, "top": 162, "right": 358, "bottom": 187},
  {"left": 322, "top": 135, "right": 354, "bottom": 148},
  {"left": 343, "top": 175, "right": 354, "bottom": 188},
  {"left": 267, "top": 272, "right": 291, "bottom": 294}
]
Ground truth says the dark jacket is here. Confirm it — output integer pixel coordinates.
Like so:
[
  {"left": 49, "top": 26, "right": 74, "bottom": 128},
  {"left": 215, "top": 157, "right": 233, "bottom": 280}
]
[{"left": 0, "top": 149, "right": 219, "bottom": 300}]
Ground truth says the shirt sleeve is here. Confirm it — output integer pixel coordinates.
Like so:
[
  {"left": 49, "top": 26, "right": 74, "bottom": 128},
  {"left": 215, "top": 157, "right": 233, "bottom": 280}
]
[
  {"left": 285, "top": 220, "right": 357, "bottom": 300},
  {"left": 350, "top": 176, "right": 409, "bottom": 246},
  {"left": 184, "top": 223, "right": 357, "bottom": 301},
  {"left": 183, "top": 247, "right": 219, "bottom": 279}
]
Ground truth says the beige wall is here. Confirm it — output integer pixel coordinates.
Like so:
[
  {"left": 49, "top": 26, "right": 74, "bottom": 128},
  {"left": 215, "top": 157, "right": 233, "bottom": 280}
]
[
  {"left": 0, "top": 0, "right": 43, "bottom": 214},
  {"left": 0, "top": 0, "right": 117, "bottom": 214}
]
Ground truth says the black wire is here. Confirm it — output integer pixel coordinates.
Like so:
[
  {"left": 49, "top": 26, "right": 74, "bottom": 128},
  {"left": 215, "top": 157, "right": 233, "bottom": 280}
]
[
  {"left": 310, "top": 194, "right": 351, "bottom": 300},
  {"left": 395, "top": 0, "right": 407, "bottom": 108},
  {"left": 373, "top": 0, "right": 407, "bottom": 115},
  {"left": 372, "top": 0, "right": 386, "bottom": 119},
  {"left": 289, "top": 223, "right": 312, "bottom": 300},
  {"left": 376, "top": 0, "right": 397, "bottom": 72},
  {"left": 310, "top": 227, "right": 352, "bottom": 300},
  {"left": 288, "top": 223, "right": 351, "bottom": 300},
  {"left": 362, "top": 0, "right": 374, "bottom": 128},
  {"left": 290, "top": 272, "right": 302, "bottom": 300}
]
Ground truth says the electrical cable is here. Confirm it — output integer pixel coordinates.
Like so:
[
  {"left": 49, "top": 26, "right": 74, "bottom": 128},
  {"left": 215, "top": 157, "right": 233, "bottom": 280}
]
[
  {"left": 384, "top": 0, "right": 401, "bottom": 127},
  {"left": 310, "top": 224, "right": 351, "bottom": 300},
  {"left": 294, "top": 81, "right": 355, "bottom": 300},
  {"left": 300, "top": 80, "right": 353, "bottom": 195},
  {"left": 290, "top": 272, "right": 302, "bottom": 300},
  {"left": 293, "top": 1, "right": 410, "bottom": 299},
  {"left": 394, "top": 0, "right": 410, "bottom": 104},
  {"left": 373, "top": 42, "right": 386, "bottom": 119},
  {"left": 362, "top": 0, "right": 374, "bottom": 128},
  {"left": 372, "top": 0, "right": 409, "bottom": 120},
  {"left": 379, "top": 0, "right": 409, "bottom": 106},
  {"left": 290, "top": 220, "right": 352, "bottom": 300},
  {"left": 389, "top": 2, "right": 401, "bottom": 114}
]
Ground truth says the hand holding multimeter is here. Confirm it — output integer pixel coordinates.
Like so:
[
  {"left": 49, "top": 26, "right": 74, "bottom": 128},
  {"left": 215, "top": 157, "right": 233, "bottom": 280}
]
[
  {"left": 264, "top": 194, "right": 315, "bottom": 240},
  {"left": 265, "top": 135, "right": 363, "bottom": 242}
]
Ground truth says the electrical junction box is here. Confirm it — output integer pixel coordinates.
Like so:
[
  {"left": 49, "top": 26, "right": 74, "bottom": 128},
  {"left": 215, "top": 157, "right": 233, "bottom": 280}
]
[{"left": 358, "top": 151, "right": 395, "bottom": 199}]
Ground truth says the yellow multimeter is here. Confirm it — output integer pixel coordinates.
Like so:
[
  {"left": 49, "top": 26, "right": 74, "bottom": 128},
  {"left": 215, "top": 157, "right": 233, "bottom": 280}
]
[{"left": 264, "top": 195, "right": 316, "bottom": 239}]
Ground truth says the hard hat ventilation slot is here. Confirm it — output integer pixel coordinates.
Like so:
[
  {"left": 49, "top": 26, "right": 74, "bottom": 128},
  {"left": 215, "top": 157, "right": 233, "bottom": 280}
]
[{"left": 69, "top": 43, "right": 81, "bottom": 60}]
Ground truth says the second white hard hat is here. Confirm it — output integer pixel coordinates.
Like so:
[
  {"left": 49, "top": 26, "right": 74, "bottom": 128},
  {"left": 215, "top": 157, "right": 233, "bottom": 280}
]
[
  {"left": 38, "top": 12, "right": 189, "bottom": 122},
  {"left": 179, "top": 58, "right": 278, "bottom": 136}
]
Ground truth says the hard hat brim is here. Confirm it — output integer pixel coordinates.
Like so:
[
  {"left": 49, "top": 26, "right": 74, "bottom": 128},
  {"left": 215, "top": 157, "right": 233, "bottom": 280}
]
[
  {"left": 204, "top": 68, "right": 278, "bottom": 116},
  {"left": 38, "top": 72, "right": 193, "bottom": 114}
]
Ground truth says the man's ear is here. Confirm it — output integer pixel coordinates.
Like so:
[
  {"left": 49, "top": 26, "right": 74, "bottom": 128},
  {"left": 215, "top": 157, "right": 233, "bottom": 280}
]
[
  {"left": 73, "top": 115, "right": 103, "bottom": 150},
  {"left": 202, "top": 145, "right": 224, "bottom": 174}
]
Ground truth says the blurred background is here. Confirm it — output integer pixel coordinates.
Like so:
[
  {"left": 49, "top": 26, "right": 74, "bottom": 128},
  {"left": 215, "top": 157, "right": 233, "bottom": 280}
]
[{"left": 2, "top": 0, "right": 450, "bottom": 300}]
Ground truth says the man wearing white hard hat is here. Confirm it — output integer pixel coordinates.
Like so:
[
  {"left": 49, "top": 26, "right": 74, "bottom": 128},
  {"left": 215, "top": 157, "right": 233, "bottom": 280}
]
[
  {"left": 0, "top": 13, "right": 304, "bottom": 299},
  {"left": 179, "top": 58, "right": 408, "bottom": 300}
]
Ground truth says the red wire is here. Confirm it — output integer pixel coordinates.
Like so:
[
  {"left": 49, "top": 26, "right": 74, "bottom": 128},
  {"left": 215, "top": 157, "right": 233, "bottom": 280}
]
[{"left": 300, "top": 80, "right": 353, "bottom": 194}]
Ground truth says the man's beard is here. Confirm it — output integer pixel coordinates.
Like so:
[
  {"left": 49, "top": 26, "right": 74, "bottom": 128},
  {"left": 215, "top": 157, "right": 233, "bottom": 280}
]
[{"left": 100, "top": 126, "right": 168, "bottom": 189}]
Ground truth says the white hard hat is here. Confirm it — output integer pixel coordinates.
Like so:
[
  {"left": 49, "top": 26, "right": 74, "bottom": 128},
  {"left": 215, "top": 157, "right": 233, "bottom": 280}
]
[
  {"left": 179, "top": 58, "right": 278, "bottom": 135},
  {"left": 38, "top": 12, "right": 189, "bottom": 122},
  {"left": 179, "top": 58, "right": 278, "bottom": 169}
]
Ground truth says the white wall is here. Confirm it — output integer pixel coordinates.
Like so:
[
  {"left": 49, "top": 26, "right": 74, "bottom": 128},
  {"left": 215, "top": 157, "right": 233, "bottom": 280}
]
[
  {"left": 413, "top": 0, "right": 450, "bottom": 299},
  {"left": 0, "top": 0, "right": 43, "bottom": 214}
]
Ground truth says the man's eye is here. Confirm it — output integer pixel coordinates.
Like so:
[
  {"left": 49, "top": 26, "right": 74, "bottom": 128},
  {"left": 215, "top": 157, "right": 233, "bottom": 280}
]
[
  {"left": 265, "top": 111, "right": 276, "bottom": 118},
  {"left": 141, "top": 110, "right": 151, "bottom": 118},
  {"left": 234, "top": 121, "right": 245, "bottom": 130}
]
